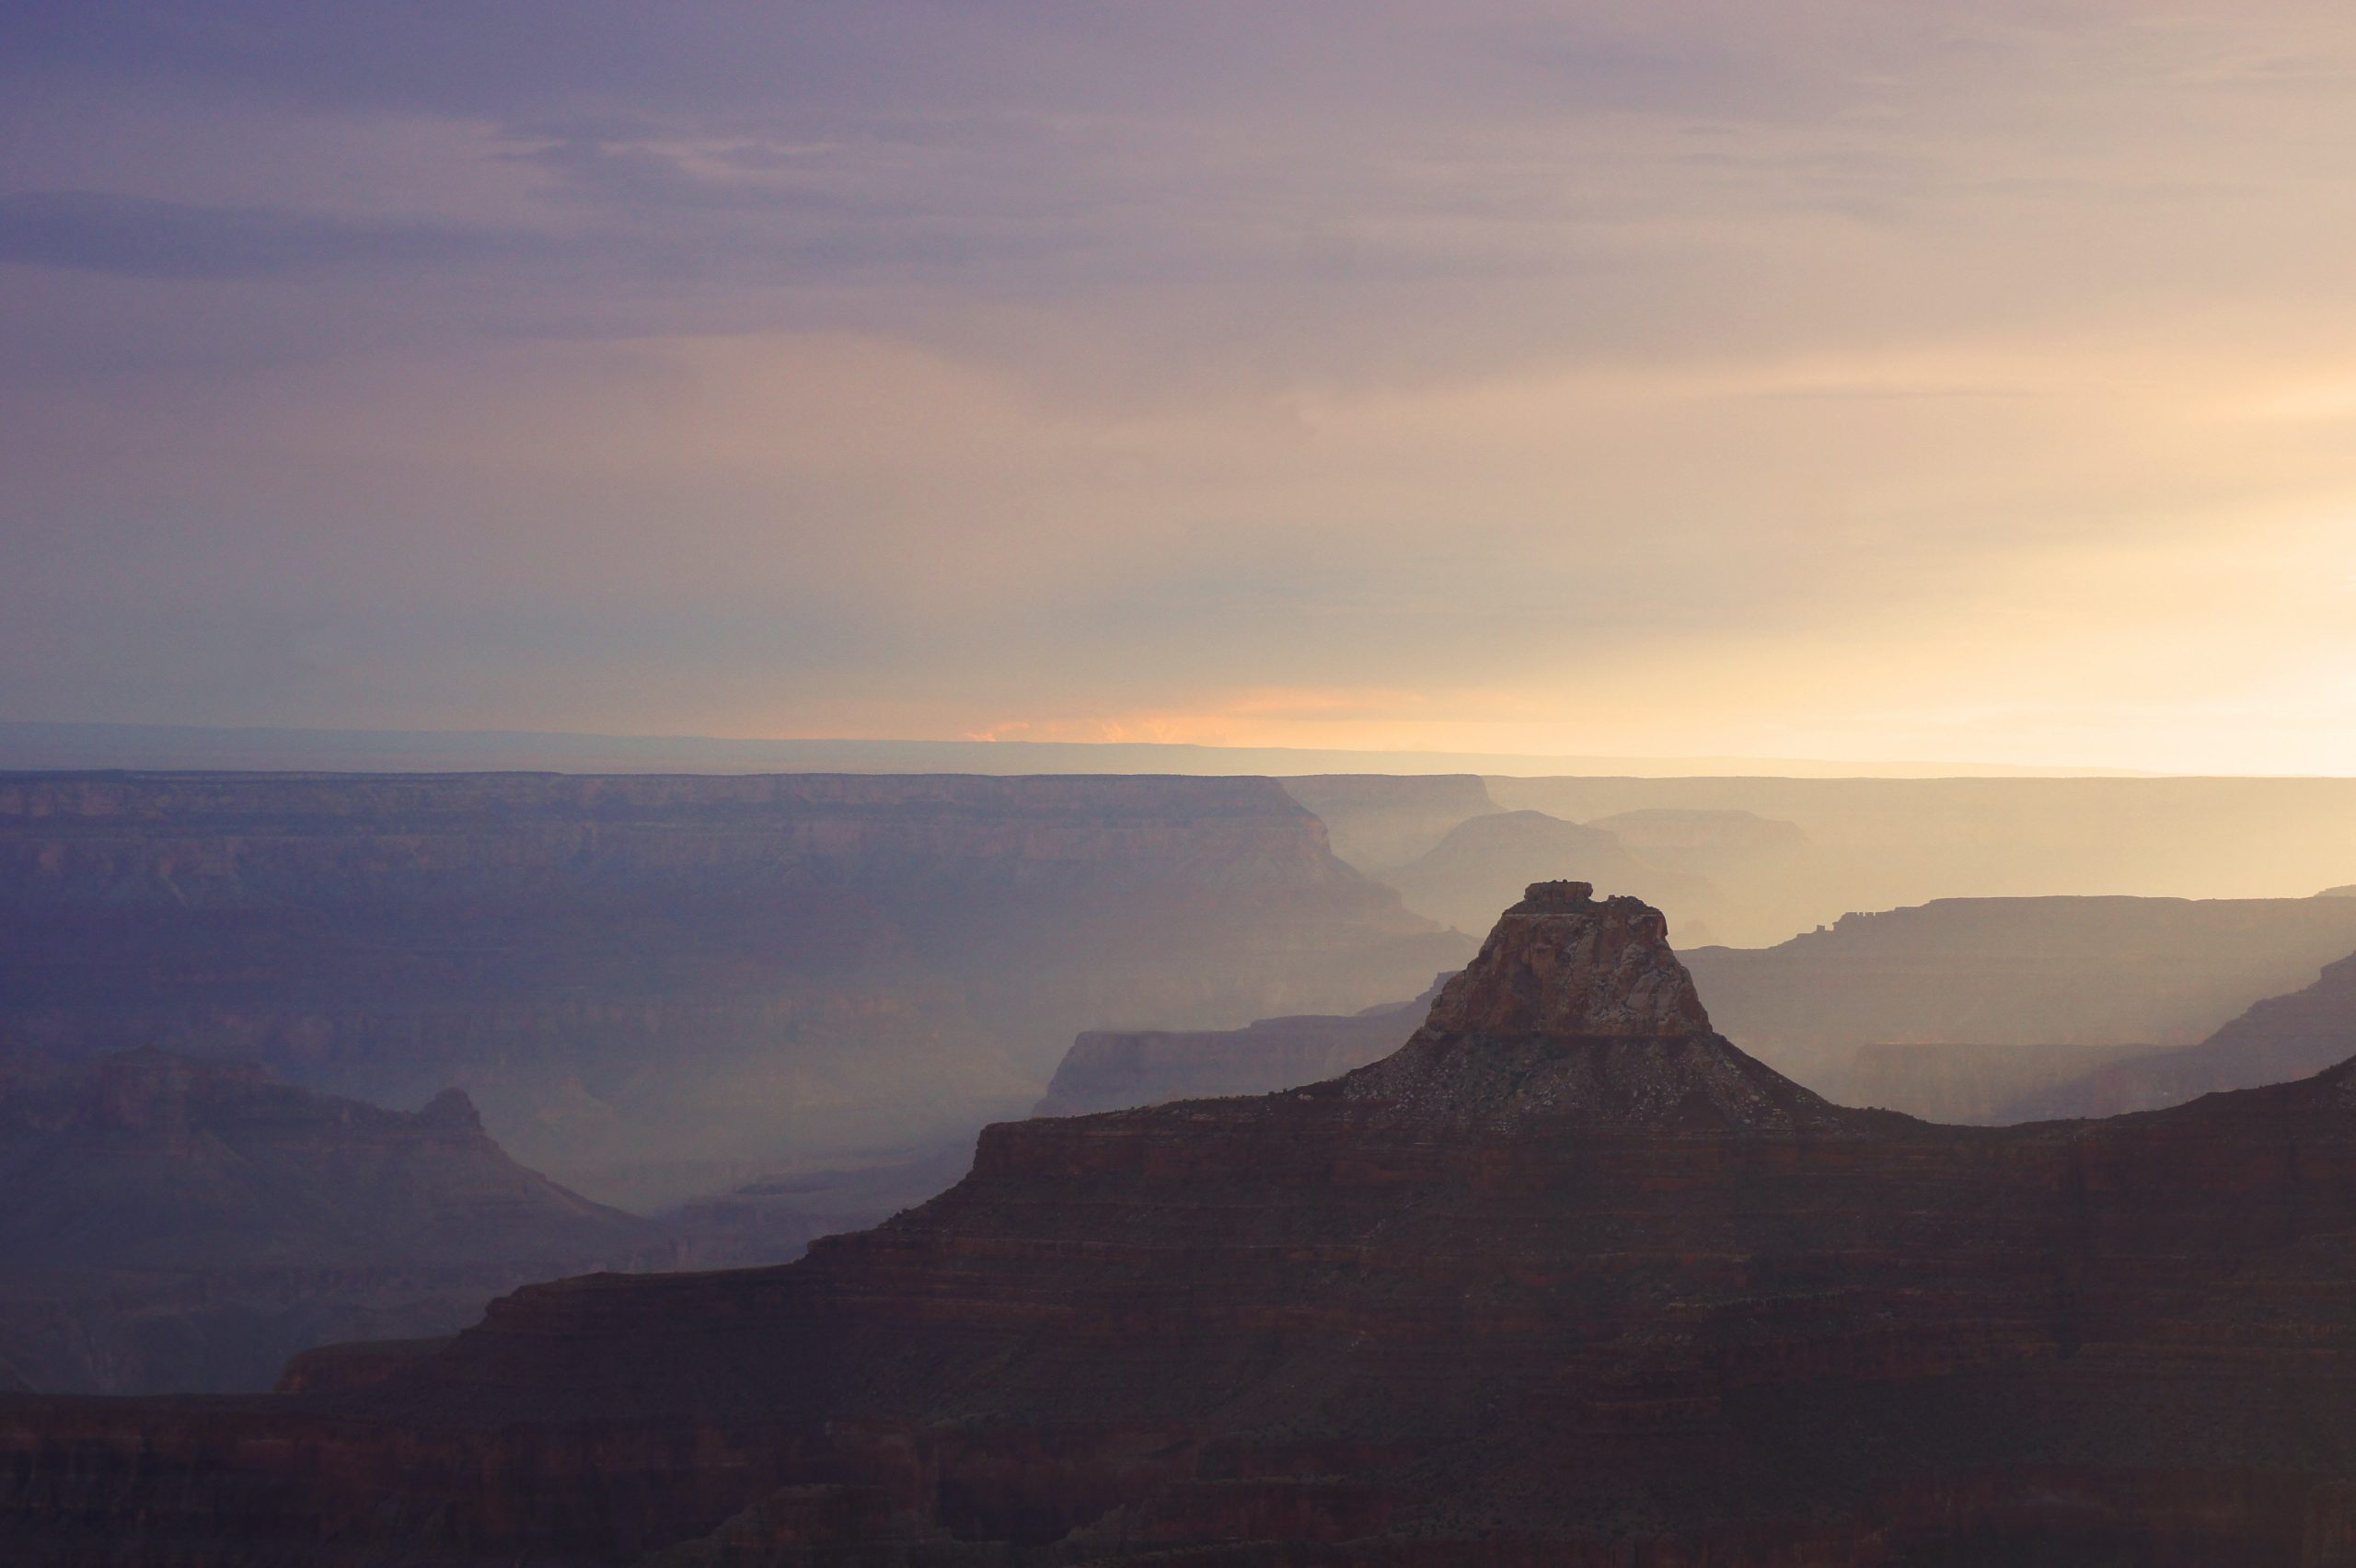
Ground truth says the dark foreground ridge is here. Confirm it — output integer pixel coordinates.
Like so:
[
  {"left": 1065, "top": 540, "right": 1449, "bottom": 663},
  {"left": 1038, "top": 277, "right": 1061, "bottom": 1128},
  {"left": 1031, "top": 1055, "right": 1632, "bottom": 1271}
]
[{"left": 8, "top": 882, "right": 2356, "bottom": 1563}]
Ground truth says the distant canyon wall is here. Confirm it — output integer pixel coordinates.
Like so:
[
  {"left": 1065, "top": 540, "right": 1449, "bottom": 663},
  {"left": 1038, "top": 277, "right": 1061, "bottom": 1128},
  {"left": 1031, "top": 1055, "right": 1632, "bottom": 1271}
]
[
  {"left": 0, "top": 772, "right": 1467, "bottom": 1206},
  {"left": 1686, "top": 894, "right": 2356, "bottom": 1089},
  {"left": 1277, "top": 774, "right": 1498, "bottom": 871},
  {"left": 1494, "top": 776, "right": 2356, "bottom": 940}
]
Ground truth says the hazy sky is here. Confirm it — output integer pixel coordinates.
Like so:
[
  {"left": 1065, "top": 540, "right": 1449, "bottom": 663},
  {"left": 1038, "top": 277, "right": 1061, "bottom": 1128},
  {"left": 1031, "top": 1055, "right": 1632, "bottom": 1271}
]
[{"left": 6, "top": 2, "right": 2355, "bottom": 772}]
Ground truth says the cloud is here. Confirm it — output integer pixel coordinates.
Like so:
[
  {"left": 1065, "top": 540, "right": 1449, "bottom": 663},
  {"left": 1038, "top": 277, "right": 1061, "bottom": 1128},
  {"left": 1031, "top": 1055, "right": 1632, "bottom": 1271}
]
[
  {"left": 5, "top": 1, "right": 2356, "bottom": 769},
  {"left": 0, "top": 190, "right": 526, "bottom": 278}
]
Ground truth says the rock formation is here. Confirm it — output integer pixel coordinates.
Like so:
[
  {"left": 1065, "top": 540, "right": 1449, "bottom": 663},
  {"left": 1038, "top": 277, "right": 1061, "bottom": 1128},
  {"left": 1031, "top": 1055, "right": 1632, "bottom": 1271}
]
[
  {"left": 0, "top": 771, "right": 1465, "bottom": 1206},
  {"left": 1341, "top": 882, "right": 1842, "bottom": 1132},
  {"left": 1683, "top": 894, "right": 2356, "bottom": 1089},
  {"left": 15, "top": 882, "right": 2356, "bottom": 1561},
  {"left": 2000, "top": 949, "right": 2356, "bottom": 1120},
  {"left": 0, "top": 1045, "right": 664, "bottom": 1394},
  {"left": 1033, "top": 977, "right": 1448, "bottom": 1118}
]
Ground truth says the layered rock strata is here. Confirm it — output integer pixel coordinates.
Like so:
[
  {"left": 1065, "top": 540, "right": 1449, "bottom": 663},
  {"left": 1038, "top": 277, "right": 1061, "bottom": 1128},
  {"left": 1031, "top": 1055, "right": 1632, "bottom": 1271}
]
[
  {"left": 0, "top": 771, "right": 1463, "bottom": 1205},
  {"left": 8, "top": 883, "right": 2356, "bottom": 1562}
]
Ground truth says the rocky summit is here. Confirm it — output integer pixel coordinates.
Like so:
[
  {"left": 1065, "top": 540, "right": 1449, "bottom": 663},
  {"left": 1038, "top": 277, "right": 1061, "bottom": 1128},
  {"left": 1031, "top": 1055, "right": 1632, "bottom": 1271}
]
[
  {"left": 1343, "top": 882, "right": 1849, "bottom": 1131},
  {"left": 9, "top": 887, "right": 2356, "bottom": 1563}
]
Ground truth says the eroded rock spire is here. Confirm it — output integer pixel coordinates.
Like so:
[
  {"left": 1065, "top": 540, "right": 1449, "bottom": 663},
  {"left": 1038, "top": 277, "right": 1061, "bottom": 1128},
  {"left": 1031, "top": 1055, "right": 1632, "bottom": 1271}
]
[
  {"left": 1345, "top": 882, "right": 1848, "bottom": 1131},
  {"left": 1419, "top": 881, "right": 1713, "bottom": 1042}
]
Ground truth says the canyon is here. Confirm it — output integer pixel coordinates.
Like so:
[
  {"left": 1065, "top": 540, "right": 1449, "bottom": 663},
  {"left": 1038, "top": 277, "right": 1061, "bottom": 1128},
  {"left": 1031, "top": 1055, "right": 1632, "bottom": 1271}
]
[
  {"left": 0, "top": 771, "right": 1463, "bottom": 1207},
  {"left": 10, "top": 882, "right": 2356, "bottom": 1562}
]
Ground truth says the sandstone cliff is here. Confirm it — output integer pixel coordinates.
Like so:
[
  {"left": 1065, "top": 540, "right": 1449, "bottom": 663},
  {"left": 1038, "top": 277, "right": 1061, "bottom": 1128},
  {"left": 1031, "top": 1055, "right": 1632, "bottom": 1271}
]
[
  {"left": 0, "top": 1045, "right": 663, "bottom": 1394},
  {"left": 0, "top": 772, "right": 1466, "bottom": 1206},
  {"left": 13, "top": 883, "right": 2356, "bottom": 1561}
]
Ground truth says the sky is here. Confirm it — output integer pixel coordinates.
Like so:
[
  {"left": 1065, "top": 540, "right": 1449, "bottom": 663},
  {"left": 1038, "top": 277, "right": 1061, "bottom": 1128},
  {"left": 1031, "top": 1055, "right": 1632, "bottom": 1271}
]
[{"left": 4, "top": 1, "right": 2355, "bottom": 774}]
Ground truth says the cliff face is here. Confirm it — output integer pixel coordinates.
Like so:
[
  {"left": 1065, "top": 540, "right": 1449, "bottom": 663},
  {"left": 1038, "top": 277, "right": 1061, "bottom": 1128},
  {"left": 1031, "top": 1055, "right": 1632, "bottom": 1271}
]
[
  {"left": 0, "top": 1046, "right": 662, "bottom": 1394},
  {"left": 1684, "top": 894, "right": 2356, "bottom": 1088},
  {"left": 1033, "top": 977, "right": 1448, "bottom": 1118},
  {"left": 13, "top": 883, "right": 2356, "bottom": 1562},
  {"left": 0, "top": 772, "right": 1465, "bottom": 1205},
  {"left": 2002, "top": 951, "right": 2356, "bottom": 1121}
]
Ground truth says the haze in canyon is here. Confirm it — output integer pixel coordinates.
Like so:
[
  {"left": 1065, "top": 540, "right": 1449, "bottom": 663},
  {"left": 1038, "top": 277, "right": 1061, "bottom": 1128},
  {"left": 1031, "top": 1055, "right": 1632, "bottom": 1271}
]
[{"left": 8, "top": 1, "right": 2356, "bottom": 1562}]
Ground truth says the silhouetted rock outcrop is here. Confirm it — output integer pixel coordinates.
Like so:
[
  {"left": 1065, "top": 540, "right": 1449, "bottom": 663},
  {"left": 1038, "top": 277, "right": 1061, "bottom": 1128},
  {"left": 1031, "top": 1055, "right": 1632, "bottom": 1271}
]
[
  {"left": 0, "top": 771, "right": 1464, "bottom": 1206},
  {"left": 18, "top": 884, "right": 2356, "bottom": 1559},
  {"left": 0, "top": 1045, "right": 663, "bottom": 1394},
  {"left": 1342, "top": 882, "right": 1842, "bottom": 1132}
]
